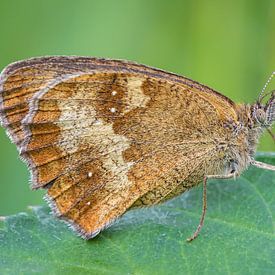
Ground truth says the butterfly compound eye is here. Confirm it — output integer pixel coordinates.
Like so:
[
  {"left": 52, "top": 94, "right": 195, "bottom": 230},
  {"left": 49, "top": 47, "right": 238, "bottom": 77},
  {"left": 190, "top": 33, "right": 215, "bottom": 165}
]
[{"left": 255, "top": 108, "right": 267, "bottom": 125}]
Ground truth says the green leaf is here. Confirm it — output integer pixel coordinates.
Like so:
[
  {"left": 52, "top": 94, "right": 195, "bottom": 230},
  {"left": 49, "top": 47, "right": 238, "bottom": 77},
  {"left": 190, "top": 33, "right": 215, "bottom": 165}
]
[{"left": 1, "top": 153, "right": 274, "bottom": 274}]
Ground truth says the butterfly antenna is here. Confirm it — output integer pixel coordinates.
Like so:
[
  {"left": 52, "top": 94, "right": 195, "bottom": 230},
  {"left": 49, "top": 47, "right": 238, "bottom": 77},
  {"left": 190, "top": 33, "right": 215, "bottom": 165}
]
[
  {"left": 258, "top": 72, "right": 275, "bottom": 103},
  {"left": 259, "top": 89, "right": 275, "bottom": 103},
  {"left": 267, "top": 128, "right": 275, "bottom": 143}
]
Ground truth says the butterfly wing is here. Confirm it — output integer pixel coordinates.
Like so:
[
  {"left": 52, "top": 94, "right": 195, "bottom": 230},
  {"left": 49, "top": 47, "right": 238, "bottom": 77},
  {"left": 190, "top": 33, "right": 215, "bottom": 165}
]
[{"left": 0, "top": 57, "right": 238, "bottom": 238}]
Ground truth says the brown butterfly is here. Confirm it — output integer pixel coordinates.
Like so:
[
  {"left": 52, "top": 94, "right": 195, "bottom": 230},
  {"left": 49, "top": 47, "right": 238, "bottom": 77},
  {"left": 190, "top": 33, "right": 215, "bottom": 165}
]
[{"left": 0, "top": 56, "right": 274, "bottom": 241}]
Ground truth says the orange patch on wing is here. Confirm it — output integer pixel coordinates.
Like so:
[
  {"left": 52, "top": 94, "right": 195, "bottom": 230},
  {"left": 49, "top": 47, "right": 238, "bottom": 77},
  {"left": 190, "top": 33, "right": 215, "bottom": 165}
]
[{"left": 48, "top": 158, "right": 108, "bottom": 216}]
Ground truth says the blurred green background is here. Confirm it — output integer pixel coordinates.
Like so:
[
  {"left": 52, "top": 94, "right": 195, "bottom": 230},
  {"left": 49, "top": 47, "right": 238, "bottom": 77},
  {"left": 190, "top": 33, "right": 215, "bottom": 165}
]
[{"left": 0, "top": 0, "right": 274, "bottom": 215}]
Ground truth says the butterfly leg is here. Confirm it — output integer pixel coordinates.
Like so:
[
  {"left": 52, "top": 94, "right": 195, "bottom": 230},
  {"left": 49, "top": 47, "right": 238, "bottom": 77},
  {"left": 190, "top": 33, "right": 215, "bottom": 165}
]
[
  {"left": 251, "top": 160, "right": 275, "bottom": 171},
  {"left": 187, "top": 172, "right": 237, "bottom": 242}
]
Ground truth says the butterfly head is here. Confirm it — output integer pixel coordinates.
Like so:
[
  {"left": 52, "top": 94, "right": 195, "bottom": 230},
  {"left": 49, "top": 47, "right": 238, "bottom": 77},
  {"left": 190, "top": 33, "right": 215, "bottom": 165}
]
[
  {"left": 252, "top": 90, "right": 275, "bottom": 127},
  {"left": 252, "top": 72, "right": 275, "bottom": 128}
]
